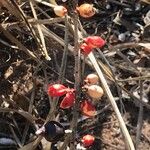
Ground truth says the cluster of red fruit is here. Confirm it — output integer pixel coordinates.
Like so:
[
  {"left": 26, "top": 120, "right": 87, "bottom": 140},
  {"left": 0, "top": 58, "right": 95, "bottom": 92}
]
[
  {"left": 47, "top": 73, "right": 104, "bottom": 116},
  {"left": 54, "top": 3, "right": 106, "bottom": 55},
  {"left": 46, "top": 76, "right": 100, "bottom": 147},
  {"left": 44, "top": 3, "right": 105, "bottom": 148}
]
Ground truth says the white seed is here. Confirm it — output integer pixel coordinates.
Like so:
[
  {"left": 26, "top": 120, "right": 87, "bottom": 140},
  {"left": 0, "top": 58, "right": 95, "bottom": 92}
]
[
  {"left": 87, "top": 85, "right": 104, "bottom": 99},
  {"left": 85, "top": 73, "right": 99, "bottom": 84},
  {"left": 118, "top": 33, "right": 126, "bottom": 42},
  {"left": 54, "top": 6, "right": 67, "bottom": 17}
]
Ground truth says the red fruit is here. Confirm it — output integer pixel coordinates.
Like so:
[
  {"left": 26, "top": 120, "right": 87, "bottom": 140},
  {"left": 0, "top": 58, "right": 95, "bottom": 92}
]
[
  {"left": 47, "top": 84, "right": 68, "bottom": 97},
  {"left": 80, "top": 100, "right": 96, "bottom": 117},
  {"left": 84, "top": 36, "right": 106, "bottom": 49},
  {"left": 82, "top": 134, "right": 95, "bottom": 147},
  {"left": 80, "top": 43, "right": 93, "bottom": 55},
  {"left": 60, "top": 92, "right": 75, "bottom": 109}
]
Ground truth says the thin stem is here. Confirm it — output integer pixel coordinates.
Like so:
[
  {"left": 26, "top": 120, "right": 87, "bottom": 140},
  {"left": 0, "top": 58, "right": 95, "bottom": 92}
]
[
  {"left": 97, "top": 49, "right": 125, "bottom": 114},
  {"left": 135, "top": 77, "right": 144, "bottom": 149},
  {"left": 88, "top": 52, "right": 135, "bottom": 150},
  {"left": 34, "top": 0, "right": 56, "bottom": 8},
  {"left": 70, "top": 11, "right": 81, "bottom": 150},
  {"left": 30, "top": 0, "right": 51, "bottom": 60},
  {"left": 58, "top": 15, "right": 69, "bottom": 82}
]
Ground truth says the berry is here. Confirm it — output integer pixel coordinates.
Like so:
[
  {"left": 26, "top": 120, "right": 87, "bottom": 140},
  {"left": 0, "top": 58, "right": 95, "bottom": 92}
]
[
  {"left": 44, "top": 121, "right": 65, "bottom": 142},
  {"left": 82, "top": 134, "right": 95, "bottom": 147}
]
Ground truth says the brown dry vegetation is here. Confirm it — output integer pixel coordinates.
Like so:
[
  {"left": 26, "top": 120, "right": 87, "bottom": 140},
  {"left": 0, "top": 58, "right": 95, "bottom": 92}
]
[{"left": 0, "top": 0, "right": 150, "bottom": 150}]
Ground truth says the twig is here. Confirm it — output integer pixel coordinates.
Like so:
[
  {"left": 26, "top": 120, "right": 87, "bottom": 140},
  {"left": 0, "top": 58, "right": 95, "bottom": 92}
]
[
  {"left": 97, "top": 49, "right": 125, "bottom": 114},
  {"left": 2, "top": 18, "right": 64, "bottom": 28},
  {"left": 0, "top": 25, "right": 37, "bottom": 61},
  {"left": 34, "top": 0, "right": 56, "bottom": 8},
  {"left": 9, "top": 125, "right": 22, "bottom": 148},
  {"left": 59, "top": 3, "right": 81, "bottom": 150},
  {"left": 0, "top": 38, "right": 18, "bottom": 49},
  {"left": 88, "top": 52, "right": 135, "bottom": 150},
  {"left": 58, "top": 15, "right": 69, "bottom": 82},
  {"left": 29, "top": 0, "right": 51, "bottom": 60},
  {"left": 43, "top": 16, "right": 70, "bottom": 142},
  {"left": 119, "top": 84, "right": 150, "bottom": 110},
  {"left": 135, "top": 76, "right": 144, "bottom": 149},
  {"left": 69, "top": 10, "right": 81, "bottom": 150},
  {"left": 117, "top": 75, "right": 150, "bottom": 82},
  {"left": 21, "top": 79, "right": 36, "bottom": 145},
  {"left": 18, "top": 136, "right": 43, "bottom": 150},
  {"left": 116, "top": 50, "right": 138, "bottom": 72},
  {"left": 0, "top": 108, "right": 36, "bottom": 124},
  {"left": 10, "top": 0, "right": 52, "bottom": 61}
]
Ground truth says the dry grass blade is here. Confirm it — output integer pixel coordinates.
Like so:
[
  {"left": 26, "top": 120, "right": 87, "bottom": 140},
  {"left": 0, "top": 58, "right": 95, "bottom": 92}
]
[
  {"left": 9, "top": 125, "right": 22, "bottom": 148},
  {"left": 98, "top": 60, "right": 114, "bottom": 81},
  {"left": 0, "top": 38, "right": 18, "bottom": 49},
  {"left": 30, "top": 0, "right": 51, "bottom": 60},
  {"left": 2, "top": 18, "right": 64, "bottom": 27},
  {"left": 136, "top": 78, "right": 144, "bottom": 149},
  {"left": 34, "top": 0, "right": 56, "bottom": 8},
  {"left": 58, "top": 15, "right": 69, "bottom": 81},
  {"left": 21, "top": 80, "right": 36, "bottom": 145},
  {"left": 0, "top": 0, "right": 22, "bottom": 20},
  {"left": 88, "top": 52, "right": 135, "bottom": 150},
  {"left": 19, "top": 136, "right": 43, "bottom": 150},
  {"left": 0, "top": 25, "right": 38, "bottom": 61},
  {"left": 0, "top": 108, "right": 36, "bottom": 123},
  {"left": 9, "top": 0, "right": 51, "bottom": 61}
]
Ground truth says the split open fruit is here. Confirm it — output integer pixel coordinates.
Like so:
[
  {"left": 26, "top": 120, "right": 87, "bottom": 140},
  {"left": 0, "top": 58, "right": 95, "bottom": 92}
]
[
  {"left": 80, "top": 100, "right": 96, "bottom": 117},
  {"left": 60, "top": 92, "right": 75, "bottom": 109},
  {"left": 47, "top": 84, "right": 69, "bottom": 97},
  {"left": 84, "top": 36, "right": 106, "bottom": 49}
]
